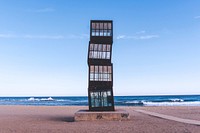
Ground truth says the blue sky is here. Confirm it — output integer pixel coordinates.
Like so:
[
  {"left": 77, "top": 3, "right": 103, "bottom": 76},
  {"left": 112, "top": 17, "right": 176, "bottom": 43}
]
[{"left": 0, "top": 0, "right": 200, "bottom": 96}]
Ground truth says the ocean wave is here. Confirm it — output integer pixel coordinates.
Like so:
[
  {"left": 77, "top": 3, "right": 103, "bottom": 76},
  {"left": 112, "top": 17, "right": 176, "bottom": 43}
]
[
  {"left": 55, "top": 99, "right": 87, "bottom": 102},
  {"left": 27, "top": 97, "right": 87, "bottom": 103},
  {"left": 123, "top": 100, "right": 144, "bottom": 106},
  {"left": 125, "top": 100, "right": 144, "bottom": 104},
  {"left": 41, "top": 97, "right": 54, "bottom": 101},
  {"left": 143, "top": 101, "right": 200, "bottom": 106},
  {"left": 169, "top": 98, "right": 184, "bottom": 102},
  {"left": 1, "top": 95, "right": 200, "bottom": 106},
  {"left": 28, "top": 97, "right": 54, "bottom": 101},
  {"left": 28, "top": 97, "right": 40, "bottom": 101},
  {"left": 122, "top": 99, "right": 199, "bottom": 106},
  {"left": 56, "top": 99, "right": 66, "bottom": 102}
]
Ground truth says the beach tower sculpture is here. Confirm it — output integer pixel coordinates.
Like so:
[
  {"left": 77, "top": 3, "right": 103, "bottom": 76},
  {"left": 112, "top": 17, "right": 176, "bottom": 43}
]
[{"left": 87, "top": 20, "right": 115, "bottom": 111}]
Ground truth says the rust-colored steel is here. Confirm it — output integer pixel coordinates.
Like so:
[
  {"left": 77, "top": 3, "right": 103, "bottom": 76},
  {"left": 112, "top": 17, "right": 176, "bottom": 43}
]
[{"left": 87, "top": 20, "right": 115, "bottom": 111}]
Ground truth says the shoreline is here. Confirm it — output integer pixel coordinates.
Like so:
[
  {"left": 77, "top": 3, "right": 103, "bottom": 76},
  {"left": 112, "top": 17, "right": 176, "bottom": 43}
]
[{"left": 1, "top": 106, "right": 200, "bottom": 133}]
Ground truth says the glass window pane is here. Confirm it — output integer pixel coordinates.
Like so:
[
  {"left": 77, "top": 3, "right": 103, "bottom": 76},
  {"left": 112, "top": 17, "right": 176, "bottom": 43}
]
[
  {"left": 90, "top": 92, "right": 98, "bottom": 107},
  {"left": 103, "top": 66, "right": 107, "bottom": 73},
  {"left": 90, "top": 65, "right": 94, "bottom": 72},
  {"left": 107, "top": 45, "right": 110, "bottom": 51},
  {"left": 98, "top": 72, "right": 101, "bottom": 80},
  {"left": 107, "top": 74, "right": 112, "bottom": 81},
  {"left": 99, "top": 66, "right": 102, "bottom": 73},
  {"left": 103, "top": 44, "right": 107, "bottom": 51},
  {"left": 95, "top": 74, "right": 98, "bottom": 80},
  {"left": 102, "top": 52, "right": 106, "bottom": 59},
  {"left": 92, "top": 23, "right": 95, "bottom": 29},
  {"left": 107, "top": 91, "right": 111, "bottom": 96},
  {"left": 108, "top": 66, "right": 112, "bottom": 73},
  {"left": 92, "top": 30, "right": 95, "bottom": 36},
  {"left": 98, "top": 51, "right": 102, "bottom": 59},
  {"left": 108, "top": 23, "right": 111, "bottom": 29},
  {"left": 96, "top": 30, "right": 99, "bottom": 36},
  {"left": 90, "top": 44, "right": 94, "bottom": 50},
  {"left": 107, "top": 74, "right": 110, "bottom": 81},
  {"left": 95, "top": 66, "right": 98, "bottom": 73},
  {"left": 103, "top": 30, "right": 107, "bottom": 36},
  {"left": 90, "top": 73, "right": 94, "bottom": 81},
  {"left": 89, "top": 51, "right": 93, "bottom": 58},
  {"left": 107, "top": 30, "right": 111, "bottom": 36},
  {"left": 94, "top": 44, "right": 98, "bottom": 51},
  {"left": 90, "top": 91, "right": 113, "bottom": 107},
  {"left": 104, "top": 74, "right": 108, "bottom": 80},
  {"left": 95, "top": 23, "right": 99, "bottom": 29},
  {"left": 109, "top": 74, "right": 112, "bottom": 81},
  {"left": 104, "top": 23, "right": 108, "bottom": 29},
  {"left": 93, "top": 51, "right": 98, "bottom": 58},
  {"left": 98, "top": 44, "right": 102, "bottom": 51},
  {"left": 106, "top": 52, "right": 110, "bottom": 59},
  {"left": 99, "top": 74, "right": 103, "bottom": 81},
  {"left": 100, "top": 23, "right": 103, "bottom": 29},
  {"left": 102, "top": 74, "right": 106, "bottom": 81},
  {"left": 100, "top": 30, "right": 103, "bottom": 36},
  {"left": 97, "top": 51, "right": 100, "bottom": 58}
]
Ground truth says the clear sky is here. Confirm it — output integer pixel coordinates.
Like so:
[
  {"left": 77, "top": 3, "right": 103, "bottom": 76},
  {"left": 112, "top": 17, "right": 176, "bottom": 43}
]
[{"left": 0, "top": 0, "right": 200, "bottom": 96}]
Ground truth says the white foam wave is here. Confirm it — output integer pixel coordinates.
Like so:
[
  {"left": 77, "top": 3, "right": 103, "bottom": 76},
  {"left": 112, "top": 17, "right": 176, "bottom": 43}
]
[
  {"left": 28, "top": 97, "right": 54, "bottom": 101},
  {"left": 143, "top": 101, "right": 200, "bottom": 106},
  {"left": 170, "top": 98, "right": 184, "bottom": 102},
  {"left": 40, "top": 97, "right": 54, "bottom": 101},
  {"left": 27, "top": 98, "right": 86, "bottom": 102},
  {"left": 28, "top": 97, "right": 40, "bottom": 101},
  {"left": 125, "top": 100, "right": 145, "bottom": 104}
]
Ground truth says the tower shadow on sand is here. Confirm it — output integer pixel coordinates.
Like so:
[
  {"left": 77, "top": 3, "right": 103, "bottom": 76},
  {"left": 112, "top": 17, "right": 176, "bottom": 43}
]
[{"left": 48, "top": 116, "right": 75, "bottom": 122}]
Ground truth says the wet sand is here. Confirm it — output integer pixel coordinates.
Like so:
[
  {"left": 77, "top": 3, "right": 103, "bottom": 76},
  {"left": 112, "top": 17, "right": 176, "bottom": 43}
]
[{"left": 0, "top": 106, "right": 200, "bottom": 133}]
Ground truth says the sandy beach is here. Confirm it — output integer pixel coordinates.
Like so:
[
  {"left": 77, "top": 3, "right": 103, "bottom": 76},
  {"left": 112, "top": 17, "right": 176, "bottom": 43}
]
[{"left": 0, "top": 106, "right": 200, "bottom": 133}]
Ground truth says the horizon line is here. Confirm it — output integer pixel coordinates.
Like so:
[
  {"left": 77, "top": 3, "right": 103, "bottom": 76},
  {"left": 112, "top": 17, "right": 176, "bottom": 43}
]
[{"left": 0, "top": 94, "right": 200, "bottom": 97}]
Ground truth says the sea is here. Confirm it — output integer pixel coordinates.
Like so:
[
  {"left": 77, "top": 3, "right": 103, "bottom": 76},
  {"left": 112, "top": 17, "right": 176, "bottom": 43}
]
[{"left": 0, "top": 95, "right": 200, "bottom": 106}]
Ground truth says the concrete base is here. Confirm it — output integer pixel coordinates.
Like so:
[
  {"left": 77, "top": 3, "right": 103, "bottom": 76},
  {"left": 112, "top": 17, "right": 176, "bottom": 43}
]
[{"left": 74, "top": 109, "right": 130, "bottom": 121}]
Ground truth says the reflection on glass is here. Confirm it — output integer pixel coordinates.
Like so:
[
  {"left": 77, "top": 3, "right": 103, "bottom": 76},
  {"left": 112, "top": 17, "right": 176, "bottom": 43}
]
[
  {"left": 90, "top": 91, "right": 112, "bottom": 107},
  {"left": 89, "top": 65, "right": 112, "bottom": 81},
  {"left": 89, "top": 44, "right": 112, "bottom": 60},
  {"left": 91, "top": 22, "right": 112, "bottom": 36}
]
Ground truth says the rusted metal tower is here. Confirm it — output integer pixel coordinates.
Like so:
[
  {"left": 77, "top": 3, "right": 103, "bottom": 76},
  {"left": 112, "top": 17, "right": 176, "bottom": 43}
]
[{"left": 87, "top": 20, "right": 115, "bottom": 111}]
